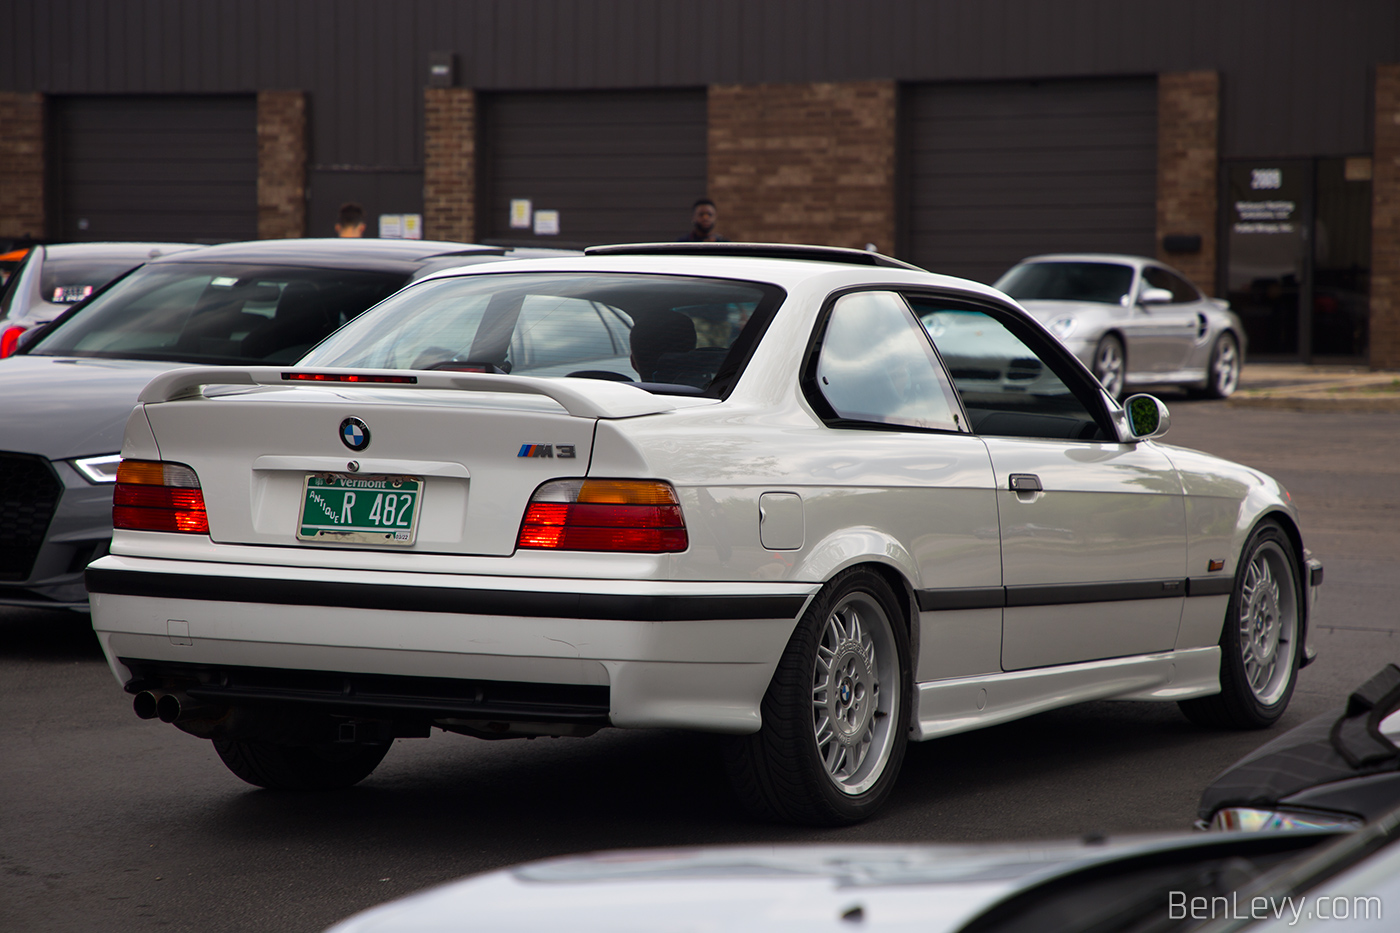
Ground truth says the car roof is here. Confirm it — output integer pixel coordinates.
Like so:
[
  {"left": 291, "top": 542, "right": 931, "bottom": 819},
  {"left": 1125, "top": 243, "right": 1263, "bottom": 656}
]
[
  {"left": 1014, "top": 253, "right": 1157, "bottom": 269},
  {"left": 40, "top": 242, "right": 207, "bottom": 261},
  {"left": 148, "top": 238, "right": 510, "bottom": 273},
  {"left": 412, "top": 248, "right": 1007, "bottom": 302}
]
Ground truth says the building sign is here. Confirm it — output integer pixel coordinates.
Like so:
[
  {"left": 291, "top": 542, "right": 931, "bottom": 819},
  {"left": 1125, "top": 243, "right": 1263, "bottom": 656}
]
[
  {"left": 510, "top": 199, "right": 532, "bottom": 229},
  {"left": 533, "top": 210, "right": 560, "bottom": 235}
]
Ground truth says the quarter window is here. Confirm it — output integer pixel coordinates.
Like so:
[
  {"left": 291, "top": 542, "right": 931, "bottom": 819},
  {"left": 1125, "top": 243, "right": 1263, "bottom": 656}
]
[{"left": 814, "top": 291, "right": 962, "bottom": 431}]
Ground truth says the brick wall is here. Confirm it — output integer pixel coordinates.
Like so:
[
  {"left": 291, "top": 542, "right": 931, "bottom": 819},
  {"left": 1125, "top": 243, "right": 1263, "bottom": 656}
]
[
  {"left": 708, "top": 81, "right": 896, "bottom": 252},
  {"left": 423, "top": 87, "right": 476, "bottom": 243},
  {"left": 1373, "top": 64, "right": 1400, "bottom": 370},
  {"left": 1156, "top": 71, "right": 1219, "bottom": 294},
  {"left": 0, "top": 92, "right": 46, "bottom": 240},
  {"left": 256, "top": 91, "right": 307, "bottom": 239}
]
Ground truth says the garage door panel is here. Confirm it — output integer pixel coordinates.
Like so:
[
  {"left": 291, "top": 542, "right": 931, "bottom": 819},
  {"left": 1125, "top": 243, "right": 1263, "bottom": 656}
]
[
  {"left": 52, "top": 96, "right": 257, "bottom": 243},
  {"left": 905, "top": 78, "right": 1157, "bottom": 283},
  {"left": 482, "top": 89, "right": 707, "bottom": 246}
]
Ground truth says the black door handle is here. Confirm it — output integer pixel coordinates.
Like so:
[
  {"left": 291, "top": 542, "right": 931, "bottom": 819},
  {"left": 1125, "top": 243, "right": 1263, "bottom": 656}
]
[{"left": 1009, "top": 473, "right": 1042, "bottom": 492}]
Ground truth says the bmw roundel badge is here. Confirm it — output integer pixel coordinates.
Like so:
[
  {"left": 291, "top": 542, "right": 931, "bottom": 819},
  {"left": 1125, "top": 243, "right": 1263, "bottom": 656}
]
[{"left": 340, "top": 417, "right": 371, "bottom": 451}]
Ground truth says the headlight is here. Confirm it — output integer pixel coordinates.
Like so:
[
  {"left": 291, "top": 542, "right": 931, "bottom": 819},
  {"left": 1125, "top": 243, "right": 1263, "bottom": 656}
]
[
  {"left": 1047, "top": 316, "right": 1077, "bottom": 339},
  {"left": 71, "top": 453, "right": 123, "bottom": 484},
  {"left": 1208, "top": 807, "right": 1361, "bottom": 833}
]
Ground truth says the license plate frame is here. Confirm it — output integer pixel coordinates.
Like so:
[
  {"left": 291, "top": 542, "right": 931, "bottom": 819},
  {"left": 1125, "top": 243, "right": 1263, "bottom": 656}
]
[{"left": 297, "top": 473, "right": 423, "bottom": 546}]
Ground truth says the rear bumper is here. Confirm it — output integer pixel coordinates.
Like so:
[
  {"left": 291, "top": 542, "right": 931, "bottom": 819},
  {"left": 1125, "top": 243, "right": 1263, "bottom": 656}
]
[{"left": 87, "top": 555, "right": 816, "bottom": 734}]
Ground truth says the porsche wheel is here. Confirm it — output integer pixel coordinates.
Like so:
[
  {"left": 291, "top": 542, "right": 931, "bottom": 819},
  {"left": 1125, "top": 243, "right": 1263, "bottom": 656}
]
[
  {"left": 725, "top": 567, "right": 910, "bottom": 825},
  {"left": 1201, "top": 332, "right": 1241, "bottom": 399},
  {"left": 1179, "top": 522, "right": 1301, "bottom": 729},
  {"left": 212, "top": 737, "right": 392, "bottom": 790},
  {"left": 1092, "top": 335, "right": 1126, "bottom": 400}
]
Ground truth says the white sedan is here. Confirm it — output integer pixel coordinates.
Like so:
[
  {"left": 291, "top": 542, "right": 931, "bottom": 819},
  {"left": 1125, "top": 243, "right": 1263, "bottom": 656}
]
[{"left": 87, "top": 243, "right": 1321, "bottom": 825}]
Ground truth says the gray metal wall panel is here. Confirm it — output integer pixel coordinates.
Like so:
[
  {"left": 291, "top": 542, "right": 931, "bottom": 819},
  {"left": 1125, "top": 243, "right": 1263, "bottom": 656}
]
[
  {"left": 905, "top": 78, "right": 1158, "bottom": 284},
  {"left": 3, "top": 0, "right": 1397, "bottom": 177},
  {"left": 481, "top": 89, "right": 706, "bottom": 247},
  {"left": 51, "top": 96, "right": 257, "bottom": 243}
]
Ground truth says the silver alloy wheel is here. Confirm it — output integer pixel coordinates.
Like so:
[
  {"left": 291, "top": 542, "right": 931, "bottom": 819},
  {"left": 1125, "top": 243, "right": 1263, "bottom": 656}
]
[
  {"left": 1213, "top": 335, "right": 1240, "bottom": 397},
  {"left": 811, "top": 591, "right": 899, "bottom": 796},
  {"left": 1093, "top": 337, "right": 1125, "bottom": 398},
  {"left": 1237, "top": 539, "right": 1298, "bottom": 706}
]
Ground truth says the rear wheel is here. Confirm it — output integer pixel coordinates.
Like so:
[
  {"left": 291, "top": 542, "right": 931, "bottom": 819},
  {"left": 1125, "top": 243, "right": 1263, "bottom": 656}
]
[
  {"left": 1179, "top": 522, "right": 1301, "bottom": 729},
  {"left": 1200, "top": 332, "right": 1241, "bottom": 399},
  {"left": 725, "top": 567, "right": 910, "bottom": 825},
  {"left": 1092, "top": 335, "right": 1126, "bottom": 399},
  {"left": 212, "top": 737, "right": 391, "bottom": 790}
]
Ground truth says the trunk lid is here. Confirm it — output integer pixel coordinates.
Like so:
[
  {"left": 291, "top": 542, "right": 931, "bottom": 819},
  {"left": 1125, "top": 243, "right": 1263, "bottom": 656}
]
[{"left": 138, "top": 370, "right": 673, "bottom": 556}]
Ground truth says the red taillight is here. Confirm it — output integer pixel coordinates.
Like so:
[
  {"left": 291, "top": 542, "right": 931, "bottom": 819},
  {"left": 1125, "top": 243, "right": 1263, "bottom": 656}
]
[
  {"left": 517, "top": 479, "right": 687, "bottom": 553},
  {"left": 112, "top": 460, "right": 209, "bottom": 534},
  {"left": 282, "top": 372, "right": 418, "bottom": 384},
  {"left": 0, "top": 325, "right": 25, "bottom": 358}
]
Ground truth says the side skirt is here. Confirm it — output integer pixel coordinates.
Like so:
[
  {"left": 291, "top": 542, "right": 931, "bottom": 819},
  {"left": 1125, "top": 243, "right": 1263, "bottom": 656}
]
[{"left": 910, "top": 647, "right": 1220, "bottom": 741}]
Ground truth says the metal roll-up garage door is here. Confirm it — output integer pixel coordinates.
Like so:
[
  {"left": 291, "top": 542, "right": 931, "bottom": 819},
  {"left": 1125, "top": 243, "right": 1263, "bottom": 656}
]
[
  {"left": 904, "top": 78, "right": 1157, "bottom": 284},
  {"left": 50, "top": 96, "right": 258, "bottom": 243},
  {"left": 480, "top": 89, "right": 707, "bottom": 247}
]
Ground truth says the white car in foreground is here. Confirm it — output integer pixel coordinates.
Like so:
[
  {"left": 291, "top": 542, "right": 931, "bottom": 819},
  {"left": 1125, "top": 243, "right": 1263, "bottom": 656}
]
[{"left": 87, "top": 243, "right": 1321, "bottom": 825}]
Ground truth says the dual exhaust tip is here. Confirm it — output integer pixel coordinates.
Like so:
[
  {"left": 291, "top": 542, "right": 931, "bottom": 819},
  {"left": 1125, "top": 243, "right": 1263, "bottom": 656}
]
[{"left": 132, "top": 690, "right": 214, "bottom": 724}]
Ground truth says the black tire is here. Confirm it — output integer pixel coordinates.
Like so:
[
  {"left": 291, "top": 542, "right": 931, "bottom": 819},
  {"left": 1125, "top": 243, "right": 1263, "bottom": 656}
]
[
  {"left": 1092, "top": 334, "right": 1126, "bottom": 400},
  {"left": 725, "top": 567, "right": 911, "bottom": 825},
  {"left": 1200, "top": 332, "right": 1241, "bottom": 399},
  {"left": 1179, "top": 522, "right": 1302, "bottom": 729},
  {"left": 212, "top": 737, "right": 392, "bottom": 790}
]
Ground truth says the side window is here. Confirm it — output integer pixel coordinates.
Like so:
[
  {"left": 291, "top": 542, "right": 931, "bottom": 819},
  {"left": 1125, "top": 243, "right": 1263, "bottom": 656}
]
[
  {"left": 813, "top": 291, "right": 962, "bottom": 431},
  {"left": 911, "top": 299, "right": 1110, "bottom": 441},
  {"left": 1142, "top": 267, "right": 1199, "bottom": 304}
]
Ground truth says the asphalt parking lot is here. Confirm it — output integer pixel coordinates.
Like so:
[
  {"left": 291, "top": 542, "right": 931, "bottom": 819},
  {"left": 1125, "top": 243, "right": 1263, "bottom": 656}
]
[{"left": 3, "top": 391, "right": 1398, "bottom": 933}]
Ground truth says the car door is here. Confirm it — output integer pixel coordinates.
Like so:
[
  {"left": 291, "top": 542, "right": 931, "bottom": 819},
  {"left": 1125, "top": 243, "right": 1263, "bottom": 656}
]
[
  {"left": 807, "top": 290, "right": 1004, "bottom": 682},
  {"left": 1133, "top": 266, "right": 1206, "bottom": 374},
  {"left": 911, "top": 296, "right": 1187, "bottom": 671}
]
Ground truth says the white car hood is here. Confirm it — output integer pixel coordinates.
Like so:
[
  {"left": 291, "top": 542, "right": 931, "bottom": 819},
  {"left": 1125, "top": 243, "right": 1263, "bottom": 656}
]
[
  {"left": 325, "top": 838, "right": 1238, "bottom": 933},
  {"left": 0, "top": 355, "right": 186, "bottom": 461}
]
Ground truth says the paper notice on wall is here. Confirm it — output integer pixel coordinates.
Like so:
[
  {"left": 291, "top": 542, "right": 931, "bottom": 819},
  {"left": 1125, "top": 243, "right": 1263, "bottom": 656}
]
[
  {"left": 510, "top": 199, "right": 533, "bottom": 229},
  {"left": 533, "top": 210, "right": 560, "bottom": 236},
  {"left": 378, "top": 214, "right": 403, "bottom": 238},
  {"left": 402, "top": 214, "right": 422, "bottom": 239}
]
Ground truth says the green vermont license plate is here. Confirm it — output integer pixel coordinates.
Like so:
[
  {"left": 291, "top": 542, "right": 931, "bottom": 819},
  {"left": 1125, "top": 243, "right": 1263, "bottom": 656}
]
[{"left": 297, "top": 474, "right": 422, "bottom": 545}]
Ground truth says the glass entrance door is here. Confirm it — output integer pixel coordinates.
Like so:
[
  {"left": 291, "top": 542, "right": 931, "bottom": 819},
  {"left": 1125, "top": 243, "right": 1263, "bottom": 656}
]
[
  {"left": 1225, "top": 161, "right": 1311, "bottom": 358},
  {"left": 1224, "top": 159, "right": 1371, "bottom": 361}
]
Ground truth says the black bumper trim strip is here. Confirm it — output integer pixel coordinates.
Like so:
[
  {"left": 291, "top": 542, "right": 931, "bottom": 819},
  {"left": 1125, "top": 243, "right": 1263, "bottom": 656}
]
[{"left": 87, "top": 568, "right": 807, "bottom": 622}]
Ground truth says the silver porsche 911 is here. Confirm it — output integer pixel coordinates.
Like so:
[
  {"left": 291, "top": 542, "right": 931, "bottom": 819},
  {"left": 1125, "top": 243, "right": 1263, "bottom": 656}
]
[{"left": 995, "top": 253, "right": 1245, "bottom": 400}]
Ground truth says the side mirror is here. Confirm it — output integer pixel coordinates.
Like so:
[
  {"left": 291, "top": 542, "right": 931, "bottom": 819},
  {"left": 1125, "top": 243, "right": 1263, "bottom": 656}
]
[
  {"left": 1140, "top": 287, "right": 1173, "bottom": 306},
  {"left": 1123, "top": 393, "right": 1171, "bottom": 440}
]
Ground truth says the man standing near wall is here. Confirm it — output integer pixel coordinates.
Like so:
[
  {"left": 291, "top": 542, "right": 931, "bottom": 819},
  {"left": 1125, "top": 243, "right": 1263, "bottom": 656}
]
[
  {"left": 334, "top": 202, "right": 367, "bottom": 238},
  {"left": 679, "top": 198, "right": 728, "bottom": 242}
]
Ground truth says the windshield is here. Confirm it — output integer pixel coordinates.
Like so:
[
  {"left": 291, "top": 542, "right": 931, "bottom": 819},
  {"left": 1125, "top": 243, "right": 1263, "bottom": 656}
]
[
  {"left": 29, "top": 262, "right": 407, "bottom": 364},
  {"left": 996, "top": 261, "right": 1136, "bottom": 305},
  {"left": 299, "top": 272, "right": 785, "bottom": 396}
]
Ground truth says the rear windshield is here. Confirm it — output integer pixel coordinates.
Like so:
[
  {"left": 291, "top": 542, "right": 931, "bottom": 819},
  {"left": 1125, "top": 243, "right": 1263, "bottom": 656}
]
[
  {"left": 996, "top": 261, "right": 1136, "bottom": 305},
  {"left": 30, "top": 263, "right": 407, "bottom": 364},
  {"left": 39, "top": 255, "right": 145, "bottom": 305},
  {"left": 299, "top": 272, "right": 786, "bottom": 397}
]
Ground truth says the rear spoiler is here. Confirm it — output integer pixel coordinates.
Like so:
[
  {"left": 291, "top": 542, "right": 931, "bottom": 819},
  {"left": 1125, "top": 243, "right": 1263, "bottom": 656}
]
[{"left": 137, "top": 366, "right": 677, "bottom": 420}]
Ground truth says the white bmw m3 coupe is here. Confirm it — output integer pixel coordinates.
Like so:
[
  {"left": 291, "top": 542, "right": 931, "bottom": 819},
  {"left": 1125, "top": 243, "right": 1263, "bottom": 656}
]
[{"left": 86, "top": 243, "right": 1322, "bottom": 824}]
